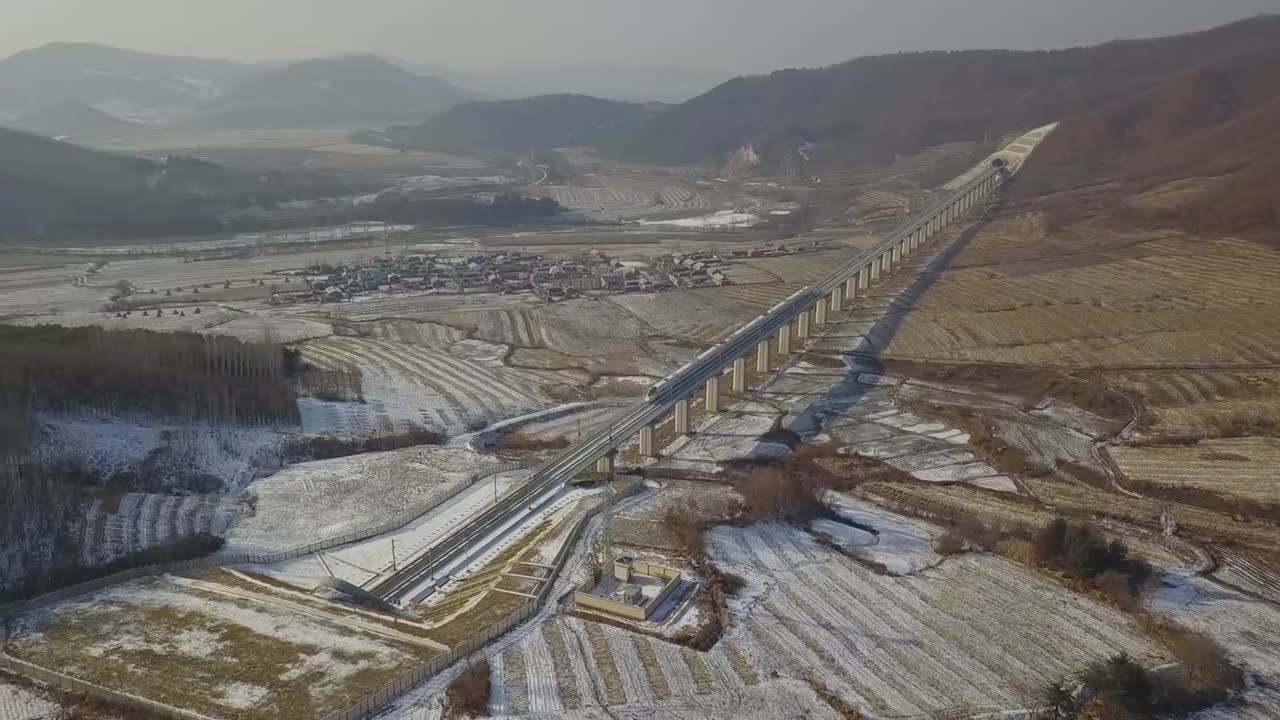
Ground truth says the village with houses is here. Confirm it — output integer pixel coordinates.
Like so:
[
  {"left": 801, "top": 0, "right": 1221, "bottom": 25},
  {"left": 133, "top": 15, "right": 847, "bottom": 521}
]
[{"left": 300, "top": 240, "right": 833, "bottom": 304}]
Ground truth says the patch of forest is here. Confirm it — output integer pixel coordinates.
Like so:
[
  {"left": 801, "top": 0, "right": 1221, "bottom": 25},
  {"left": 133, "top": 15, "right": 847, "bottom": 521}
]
[{"left": 0, "top": 324, "right": 360, "bottom": 593}]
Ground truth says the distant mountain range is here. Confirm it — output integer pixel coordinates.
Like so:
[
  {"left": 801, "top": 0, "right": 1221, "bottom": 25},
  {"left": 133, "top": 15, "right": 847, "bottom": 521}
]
[
  {"left": 380, "top": 94, "right": 667, "bottom": 155},
  {"left": 0, "top": 43, "right": 478, "bottom": 138},
  {"left": 376, "top": 16, "right": 1280, "bottom": 175},
  {"left": 0, "top": 125, "right": 355, "bottom": 244},
  {"left": 2, "top": 101, "right": 152, "bottom": 140},
  {"left": 0, "top": 126, "right": 217, "bottom": 241},
  {"left": 610, "top": 15, "right": 1280, "bottom": 168},
  {"left": 6, "top": 15, "right": 1279, "bottom": 244},
  {"left": 0, "top": 42, "right": 249, "bottom": 120},
  {"left": 0, "top": 43, "right": 731, "bottom": 141},
  {"left": 187, "top": 55, "right": 474, "bottom": 130},
  {"left": 379, "top": 58, "right": 735, "bottom": 104}
]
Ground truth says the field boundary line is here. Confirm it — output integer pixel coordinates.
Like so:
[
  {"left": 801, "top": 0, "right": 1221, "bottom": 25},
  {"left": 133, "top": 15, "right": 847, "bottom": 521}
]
[{"left": 0, "top": 651, "right": 213, "bottom": 720}]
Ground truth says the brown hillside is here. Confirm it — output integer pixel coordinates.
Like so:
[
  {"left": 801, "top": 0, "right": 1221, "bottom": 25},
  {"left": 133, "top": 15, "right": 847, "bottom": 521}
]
[
  {"left": 1018, "top": 44, "right": 1280, "bottom": 237},
  {"left": 613, "top": 15, "right": 1280, "bottom": 170}
]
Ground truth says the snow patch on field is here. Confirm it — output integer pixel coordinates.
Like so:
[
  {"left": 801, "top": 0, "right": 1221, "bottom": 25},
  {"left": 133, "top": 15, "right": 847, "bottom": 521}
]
[
  {"left": 705, "top": 522, "right": 1162, "bottom": 718},
  {"left": 810, "top": 518, "right": 877, "bottom": 548},
  {"left": 215, "top": 682, "right": 270, "bottom": 710},
  {"left": 223, "top": 445, "right": 485, "bottom": 556},
  {"left": 7, "top": 575, "right": 421, "bottom": 716},
  {"left": 1151, "top": 570, "right": 1280, "bottom": 679},
  {"left": 0, "top": 682, "right": 61, "bottom": 720},
  {"left": 658, "top": 403, "right": 784, "bottom": 471},
  {"left": 640, "top": 210, "right": 758, "bottom": 228},
  {"left": 298, "top": 336, "right": 551, "bottom": 436},
  {"left": 824, "top": 492, "right": 941, "bottom": 575},
  {"left": 33, "top": 412, "right": 286, "bottom": 491},
  {"left": 261, "top": 469, "right": 529, "bottom": 589}
]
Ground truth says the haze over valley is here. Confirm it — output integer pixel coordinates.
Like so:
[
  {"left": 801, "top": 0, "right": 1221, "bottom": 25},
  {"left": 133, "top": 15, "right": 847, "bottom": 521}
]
[{"left": 2, "top": 4, "right": 1280, "bottom": 720}]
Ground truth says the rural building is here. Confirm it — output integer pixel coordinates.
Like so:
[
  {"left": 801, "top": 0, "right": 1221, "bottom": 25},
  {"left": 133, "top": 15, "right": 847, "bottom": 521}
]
[{"left": 574, "top": 556, "right": 682, "bottom": 622}]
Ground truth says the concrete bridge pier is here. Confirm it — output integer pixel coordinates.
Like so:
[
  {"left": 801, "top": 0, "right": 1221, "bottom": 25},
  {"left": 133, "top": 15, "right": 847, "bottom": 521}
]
[
  {"left": 796, "top": 310, "right": 810, "bottom": 339},
  {"left": 732, "top": 357, "right": 747, "bottom": 393},
  {"left": 845, "top": 275, "right": 857, "bottom": 302},
  {"left": 858, "top": 266, "right": 870, "bottom": 291},
  {"left": 870, "top": 256, "right": 881, "bottom": 282},
  {"left": 777, "top": 323, "right": 792, "bottom": 354},
  {"left": 705, "top": 376, "right": 721, "bottom": 413},
  {"left": 638, "top": 424, "right": 656, "bottom": 457},
  {"left": 814, "top": 299, "right": 828, "bottom": 325},
  {"left": 756, "top": 339, "right": 771, "bottom": 373},
  {"left": 829, "top": 285, "right": 843, "bottom": 313},
  {"left": 596, "top": 452, "right": 614, "bottom": 475},
  {"left": 674, "top": 399, "right": 691, "bottom": 435},
  {"left": 891, "top": 243, "right": 902, "bottom": 265},
  {"left": 881, "top": 250, "right": 892, "bottom": 276}
]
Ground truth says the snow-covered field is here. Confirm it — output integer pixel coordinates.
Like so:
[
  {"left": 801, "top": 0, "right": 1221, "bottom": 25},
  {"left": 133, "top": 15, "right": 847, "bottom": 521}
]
[
  {"left": 80, "top": 492, "right": 239, "bottom": 567},
  {"left": 1151, "top": 571, "right": 1280, "bottom": 682},
  {"left": 705, "top": 523, "right": 1163, "bottom": 718},
  {"left": 36, "top": 222, "right": 419, "bottom": 256},
  {"left": 5, "top": 575, "right": 433, "bottom": 720},
  {"left": 640, "top": 210, "right": 759, "bottom": 228},
  {"left": 299, "top": 336, "right": 554, "bottom": 435},
  {"left": 537, "top": 174, "right": 710, "bottom": 223},
  {"left": 34, "top": 412, "right": 287, "bottom": 492},
  {"left": 222, "top": 445, "right": 488, "bottom": 556},
  {"left": 258, "top": 468, "right": 536, "bottom": 590},
  {"left": 822, "top": 493, "right": 942, "bottom": 575},
  {"left": 0, "top": 680, "right": 62, "bottom": 720},
  {"left": 411, "top": 512, "right": 1164, "bottom": 720},
  {"left": 768, "top": 364, "right": 1019, "bottom": 493},
  {"left": 656, "top": 401, "right": 787, "bottom": 471}
]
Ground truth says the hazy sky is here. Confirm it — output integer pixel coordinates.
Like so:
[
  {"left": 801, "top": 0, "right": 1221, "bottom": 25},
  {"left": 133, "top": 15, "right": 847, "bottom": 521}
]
[{"left": 5, "top": 0, "right": 1279, "bottom": 72}]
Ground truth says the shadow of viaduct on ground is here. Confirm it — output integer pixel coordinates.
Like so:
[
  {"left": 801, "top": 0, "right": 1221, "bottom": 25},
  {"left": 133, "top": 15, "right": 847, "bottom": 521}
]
[{"left": 781, "top": 188, "right": 1010, "bottom": 436}]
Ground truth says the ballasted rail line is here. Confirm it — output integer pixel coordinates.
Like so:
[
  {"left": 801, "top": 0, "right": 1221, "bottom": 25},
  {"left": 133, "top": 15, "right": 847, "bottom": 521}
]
[{"left": 371, "top": 165, "right": 1006, "bottom": 603}]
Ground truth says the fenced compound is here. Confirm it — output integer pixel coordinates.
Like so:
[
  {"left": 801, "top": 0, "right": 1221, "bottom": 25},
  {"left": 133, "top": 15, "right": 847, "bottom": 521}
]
[{"left": 315, "top": 489, "right": 612, "bottom": 720}]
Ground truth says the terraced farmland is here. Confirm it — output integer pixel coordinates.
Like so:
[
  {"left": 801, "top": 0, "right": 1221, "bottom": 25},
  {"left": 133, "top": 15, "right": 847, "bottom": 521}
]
[
  {"left": 1110, "top": 437, "right": 1280, "bottom": 504},
  {"left": 1214, "top": 547, "right": 1280, "bottom": 606},
  {"left": 1110, "top": 369, "right": 1280, "bottom": 435},
  {"left": 1023, "top": 477, "right": 1280, "bottom": 555},
  {"left": 490, "top": 614, "right": 763, "bottom": 714},
  {"left": 537, "top": 173, "right": 710, "bottom": 222},
  {"left": 607, "top": 287, "right": 773, "bottom": 343},
  {"left": 299, "top": 336, "right": 551, "bottom": 433},
  {"left": 878, "top": 226, "right": 1280, "bottom": 369},
  {"left": 80, "top": 493, "right": 238, "bottom": 566},
  {"left": 706, "top": 523, "right": 1163, "bottom": 717}
]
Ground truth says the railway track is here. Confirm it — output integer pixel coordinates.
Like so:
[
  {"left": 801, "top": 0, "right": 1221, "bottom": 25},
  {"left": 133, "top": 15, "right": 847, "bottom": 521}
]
[{"left": 372, "top": 163, "right": 1011, "bottom": 603}]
